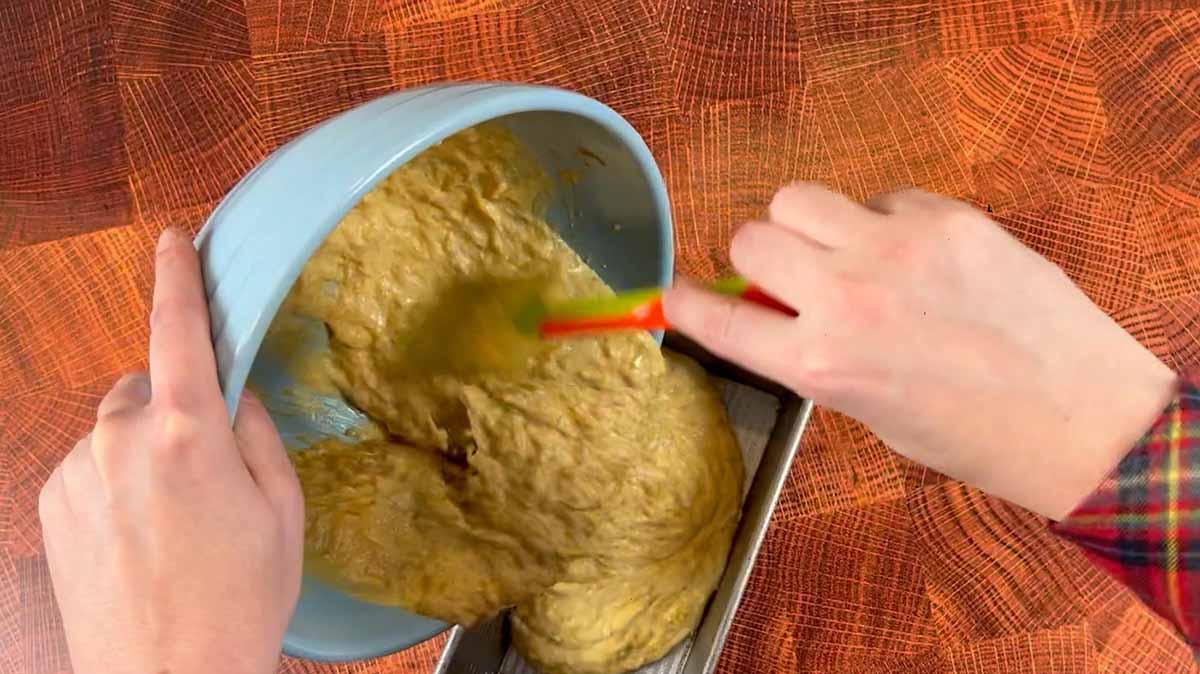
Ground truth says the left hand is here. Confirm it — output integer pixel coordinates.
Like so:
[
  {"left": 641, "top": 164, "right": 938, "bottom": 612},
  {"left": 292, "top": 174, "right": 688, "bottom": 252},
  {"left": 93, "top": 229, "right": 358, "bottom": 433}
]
[{"left": 38, "top": 228, "right": 304, "bottom": 674}]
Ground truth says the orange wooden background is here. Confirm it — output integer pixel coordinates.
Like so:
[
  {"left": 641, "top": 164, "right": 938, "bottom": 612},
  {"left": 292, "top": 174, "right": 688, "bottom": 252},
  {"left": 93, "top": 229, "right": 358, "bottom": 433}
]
[{"left": 3, "top": 1, "right": 1200, "bottom": 673}]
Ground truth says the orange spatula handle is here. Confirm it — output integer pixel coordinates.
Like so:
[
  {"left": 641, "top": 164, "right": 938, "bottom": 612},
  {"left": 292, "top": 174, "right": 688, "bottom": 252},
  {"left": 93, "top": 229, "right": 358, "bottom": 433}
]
[{"left": 537, "top": 277, "right": 794, "bottom": 338}]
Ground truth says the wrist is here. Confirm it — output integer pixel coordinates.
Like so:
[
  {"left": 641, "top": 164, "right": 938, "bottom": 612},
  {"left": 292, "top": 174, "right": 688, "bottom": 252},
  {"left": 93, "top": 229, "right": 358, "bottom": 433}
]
[{"left": 1044, "top": 358, "right": 1178, "bottom": 521}]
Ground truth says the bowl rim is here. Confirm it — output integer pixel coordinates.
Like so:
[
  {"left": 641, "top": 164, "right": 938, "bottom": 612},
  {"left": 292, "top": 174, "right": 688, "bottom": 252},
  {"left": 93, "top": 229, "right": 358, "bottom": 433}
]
[{"left": 194, "top": 82, "right": 675, "bottom": 662}]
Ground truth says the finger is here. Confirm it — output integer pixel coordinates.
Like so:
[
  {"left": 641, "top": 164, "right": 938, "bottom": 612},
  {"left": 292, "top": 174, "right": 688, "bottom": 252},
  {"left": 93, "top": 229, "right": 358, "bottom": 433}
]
[
  {"left": 149, "top": 228, "right": 221, "bottom": 414},
  {"left": 97, "top": 372, "right": 151, "bottom": 420},
  {"left": 663, "top": 279, "right": 800, "bottom": 386},
  {"left": 233, "top": 392, "right": 303, "bottom": 522},
  {"left": 730, "top": 221, "right": 827, "bottom": 308},
  {"left": 768, "top": 182, "right": 882, "bottom": 248}
]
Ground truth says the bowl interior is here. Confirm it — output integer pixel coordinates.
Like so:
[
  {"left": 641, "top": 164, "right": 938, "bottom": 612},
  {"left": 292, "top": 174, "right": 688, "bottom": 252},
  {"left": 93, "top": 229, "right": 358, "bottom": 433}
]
[{"left": 248, "top": 110, "right": 669, "bottom": 662}]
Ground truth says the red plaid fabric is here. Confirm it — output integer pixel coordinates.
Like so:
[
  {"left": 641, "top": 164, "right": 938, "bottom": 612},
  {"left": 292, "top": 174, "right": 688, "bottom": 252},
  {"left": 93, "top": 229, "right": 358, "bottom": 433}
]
[{"left": 1053, "top": 371, "right": 1200, "bottom": 647}]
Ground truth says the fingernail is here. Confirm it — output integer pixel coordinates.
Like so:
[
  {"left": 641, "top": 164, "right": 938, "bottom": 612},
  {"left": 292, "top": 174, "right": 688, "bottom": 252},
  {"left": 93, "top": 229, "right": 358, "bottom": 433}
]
[{"left": 157, "top": 227, "right": 182, "bottom": 253}]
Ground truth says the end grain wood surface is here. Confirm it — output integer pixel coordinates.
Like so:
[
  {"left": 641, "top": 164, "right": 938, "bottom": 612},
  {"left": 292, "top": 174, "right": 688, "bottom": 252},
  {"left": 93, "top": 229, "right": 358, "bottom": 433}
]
[{"left": 2, "top": 1, "right": 1200, "bottom": 673}]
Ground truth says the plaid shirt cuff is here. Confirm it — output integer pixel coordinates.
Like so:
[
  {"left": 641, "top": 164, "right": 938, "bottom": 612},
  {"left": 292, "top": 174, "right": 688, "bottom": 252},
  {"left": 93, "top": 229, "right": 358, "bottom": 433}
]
[{"left": 1052, "top": 370, "right": 1200, "bottom": 647}]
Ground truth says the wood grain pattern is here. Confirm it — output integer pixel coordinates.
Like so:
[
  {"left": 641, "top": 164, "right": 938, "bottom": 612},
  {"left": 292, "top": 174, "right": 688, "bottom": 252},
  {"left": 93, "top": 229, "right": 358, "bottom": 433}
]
[
  {"left": 651, "top": 0, "right": 804, "bottom": 108},
  {"left": 244, "top": 0, "right": 389, "bottom": 50},
  {"left": 111, "top": 0, "right": 252, "bottom": 80},
  {"left": 123, "top": 60, "right": 267, "bottom": 216},
  {"left": 254, "top": 38, "right": 394, "bottom": 146},
  {"left": 520, "top": 0, "right": 677, "bottom": 119},
  {"left": 3, "top": 1, "right": 1200, "bottom": 673},
  {"left": 386, "top": 8, "right": 532, "bottom": 85},
  {"left": 1090, "top": 12, "right": 1200, "bottom": 181}
]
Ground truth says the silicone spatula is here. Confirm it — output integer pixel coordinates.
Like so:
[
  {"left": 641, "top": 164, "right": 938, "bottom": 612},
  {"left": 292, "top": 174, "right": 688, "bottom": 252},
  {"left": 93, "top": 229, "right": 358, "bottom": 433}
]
[{"left": 514, "top": 276, "right": 796, "bottom": 339}]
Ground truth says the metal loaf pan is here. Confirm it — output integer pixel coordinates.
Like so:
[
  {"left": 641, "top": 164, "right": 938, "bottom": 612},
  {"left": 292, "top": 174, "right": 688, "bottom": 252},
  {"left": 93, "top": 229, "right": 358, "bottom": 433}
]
[{"left": 434, "top": 334, "right": 814, "bottom": 674}]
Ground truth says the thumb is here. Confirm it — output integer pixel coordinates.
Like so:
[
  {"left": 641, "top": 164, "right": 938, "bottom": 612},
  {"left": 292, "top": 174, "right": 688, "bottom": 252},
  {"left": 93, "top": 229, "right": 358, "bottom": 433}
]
[{"left": 233, "top": 391, "right": 304, "bottom": 525}]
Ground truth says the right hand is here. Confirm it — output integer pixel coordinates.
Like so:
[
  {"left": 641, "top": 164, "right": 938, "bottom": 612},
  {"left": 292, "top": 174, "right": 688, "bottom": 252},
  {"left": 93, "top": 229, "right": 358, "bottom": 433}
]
[{"left": 664, "top": 183, "right": 1177, "bottom": 520}]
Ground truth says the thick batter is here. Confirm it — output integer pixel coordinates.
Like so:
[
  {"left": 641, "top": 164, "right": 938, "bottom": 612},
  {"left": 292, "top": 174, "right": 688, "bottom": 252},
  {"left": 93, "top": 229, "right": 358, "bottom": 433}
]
[{"left": 277, "top": 124, "right": 743, "bottom": 674}]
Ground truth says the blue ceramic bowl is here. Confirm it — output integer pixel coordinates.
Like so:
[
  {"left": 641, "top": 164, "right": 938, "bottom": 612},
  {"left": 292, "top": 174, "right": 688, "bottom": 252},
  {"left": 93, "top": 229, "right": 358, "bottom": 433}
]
[{"left": 195, "top": 84, "right": 674, "bottom": 662}]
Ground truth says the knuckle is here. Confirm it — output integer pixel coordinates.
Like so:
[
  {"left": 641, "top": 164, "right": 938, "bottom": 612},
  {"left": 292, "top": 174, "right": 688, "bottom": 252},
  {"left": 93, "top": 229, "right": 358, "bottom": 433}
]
[
  {"left": 89, "top": 420, "right": 121, "bottom": 455},
  {"left": 936, "top": 204, "right": 986, "bottom": 231},
  {"left": 114, "top": 370, "right": 148, "bottom": 388},
  {"left": 153, "top": 409, "right": 203, "bottom": 458},
  {"left": 90, "top": 430, "right": 127, "bottom": 478},
  {"left": 771, "top": 181, "right": 826, "bottom": 211},
  {"left": 873, "top": 188, "right": 961, "bottom": 217},
  {"left": 768, "top": 189, "right": 791, "bottom": 216},
  {"left": 886, "top": 187, "right": 925, "bottom": 204},
  {"left": 89, "top": 419, "right": 129, "bottom": 477},
  {"left": 729, "top": 226, "right": 764, "bottom": 268},
  {"left": 97, "top": 372, "right": 150, "bottom": 420},
  {"left": 903, "top": 187, "right": 939, "bottom": 203},
  {"left": 781, "top": 180, "right": 828, "bottom": 197},
  {"left": 867, "top": 187, "right": 919, "bottom": 213}
]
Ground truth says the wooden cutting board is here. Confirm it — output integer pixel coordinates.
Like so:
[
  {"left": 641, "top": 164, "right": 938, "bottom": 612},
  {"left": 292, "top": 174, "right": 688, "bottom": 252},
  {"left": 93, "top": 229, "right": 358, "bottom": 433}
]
[{"left": 2, "top": 1, "right": 1199, "bottom": 673}]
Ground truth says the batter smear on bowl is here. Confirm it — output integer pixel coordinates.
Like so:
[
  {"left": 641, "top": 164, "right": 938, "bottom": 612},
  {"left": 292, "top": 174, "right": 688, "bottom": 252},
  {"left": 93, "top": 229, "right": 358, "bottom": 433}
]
[{"left": 274, "top": 123, "right": 743, "bottom": 674}]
